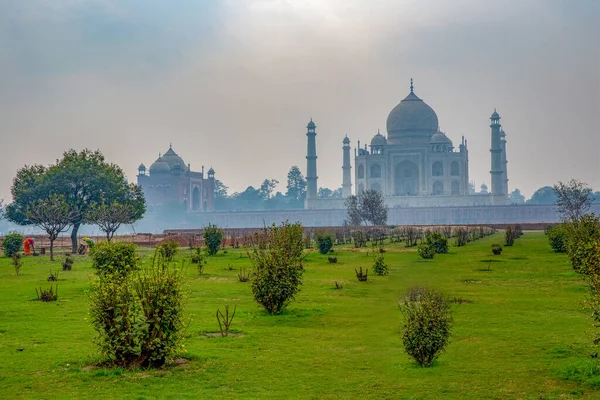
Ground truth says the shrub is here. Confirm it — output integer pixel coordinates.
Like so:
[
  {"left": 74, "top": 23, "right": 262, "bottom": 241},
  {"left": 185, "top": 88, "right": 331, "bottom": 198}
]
[
  {"left": 316, "top": 232, "right": 334, "bottom": 255},
  {"left": 398, "top": 287, "right": 453, "bottom": 367},
  {"left": 246, "top": 222, "right": 305, "bottom": 314},
  {"left": 372, "top": 255, "right": 389, "bottom": 276},
  {"left": 355, "top": 267, "right": 368, "bottom": 281},
  {"left": 158, "top": 239, "right": 179, "bottom": 262},
  {"left": 491, "top": 244, "right": 503, "bottom": 255},
  {"left": 564, "top": 214, "right": 600, "bottom": 273},
  {"left": 191, "top": 247, "right": 207, "bottom": 275},
  {"left": 62, "top": 254, "right": 74, "bottom": 271},
  {"left": 90, "top": 241, "right": 140, "bottom": 276},
  {"left": 328, "top": 256, "right": 338, "bottom": 264},
  {"left": 425, "top": 232, "right": 448, "bottom": 254},
  {"left": 36, "top": 284, "right": 58, "bottom": 302},
  {"left": 505, "top": 226, "right": 515, "bottom": 246},
  {"left": 454, "top": 228, "right": 469, "bottom": 247},
  {"left": 12, "top": 254, "right": 22, "bottom": 275},
  {"left": 88, "top": 250, "right": 186, "bottom": 368},
  {"left": 3, "top": 232, "right": 24, "bottom": 258},
  {"left": 417, "top": 243, "right": 435, "bottom": 259},
  {"left": 204, "top": 224, "right": 224, "bottom": 255},
  {"left": 547, "top": 225, "right": 567, "bottom": 253},
  {"left": 352, "top": 230, "right": 367, "bottom": 248}
]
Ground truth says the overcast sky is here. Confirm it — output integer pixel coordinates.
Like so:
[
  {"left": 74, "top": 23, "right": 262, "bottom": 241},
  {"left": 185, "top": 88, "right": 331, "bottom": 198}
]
[{"left": 0, "top": 0, "right": 598, "bottom": 200}]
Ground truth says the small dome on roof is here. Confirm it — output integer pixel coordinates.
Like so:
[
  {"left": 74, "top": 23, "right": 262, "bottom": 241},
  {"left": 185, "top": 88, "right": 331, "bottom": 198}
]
[
  {"left": 343, "top": 135, "right": 350, "bottom": 144},
  {"left": 149, "top": 156, "right": 170, "bottom": 174},
  {"left": 307, "top": 119, "right": 316, "bottom": 129},
  {"left": 491, "top": 109, "right": 500, "bottom": 119},
  {"left": 430, "top": 131, "right": 452, "bottom": 145},
  {"left": 208, "top": 167, "right": 215, "bottom": 174},
  {"left": 138, "top": 163, "right": 146, "bottom": 170},
  {"left": 161, "top": 145, "right": 187, "bottom": 171},
  {"left": 370, "top": 131, "right": 387, "bottom": 146}
]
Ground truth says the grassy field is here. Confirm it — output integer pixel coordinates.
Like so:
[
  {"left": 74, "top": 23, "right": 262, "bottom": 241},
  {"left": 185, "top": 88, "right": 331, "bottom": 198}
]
[{"left": 0, "top": 232, "right": 598, "bottom": 399}]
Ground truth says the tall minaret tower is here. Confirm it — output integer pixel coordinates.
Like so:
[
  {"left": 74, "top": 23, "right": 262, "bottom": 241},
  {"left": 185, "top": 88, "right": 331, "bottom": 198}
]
[
  {"left": 500, "top": 128, "right": 509, "bottom": 195},
  {"left": 306, "top": 119, "right": 318, "bottom": 201},
  {"left": 342, "top": 135, "right": 352, "bottom": 197},
  {"left": 490, "top": 109, "right": 506, "bottom": 203}
]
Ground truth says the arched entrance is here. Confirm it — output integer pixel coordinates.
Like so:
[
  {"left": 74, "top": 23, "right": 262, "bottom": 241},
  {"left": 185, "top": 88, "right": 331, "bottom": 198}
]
[
  {"left": 394, "top": 161, "right": 419, "bottom": 195},
  {"left": 192, "top": 187, "right": 200, "bottom": 211}
]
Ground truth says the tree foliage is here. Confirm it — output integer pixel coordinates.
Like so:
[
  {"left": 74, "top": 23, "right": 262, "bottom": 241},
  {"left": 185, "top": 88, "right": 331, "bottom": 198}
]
[
  {"left": 90, "top": 241, "right": 140, "bottom": 277},
  {"left": 345, "top": 190, "right": 388, "bottom": 226},
  {"left": 8, "top": 150, "right": 145, "bottom": 252},
  {"left": 87, "top": 188, "right": 145, "bottom": 241},
  {"left": 286, "top": 166, "right": 306, "bottom": 201},
  {"left": 553, "top": 179, "right": 593, "bottom": 221},
  {"left": 25, "top": 195, "right": 80, "bottom": 261},
  {"left": 259, "top": 179, "right": 279, "bottom": 200},
  {"left": 246, "top": 222, "right": 305, "bottom": 314},
  {"left": 527, "top": 186, "right": 557, "bottom": 205},
  {"left": 2, "top": 232, "right": 24, "bottom": 258},
  {"left": 509, "top": 189, "right": 525, "bottom": 204},
  {"left": 316, "top": 232, "right": 334, "bottom": 255},
  {"left": 398, "top": 287, "right": 453, "bottom": 367},
  {"left": 203, "top": 224, "right": 224, "bottom": 255}
]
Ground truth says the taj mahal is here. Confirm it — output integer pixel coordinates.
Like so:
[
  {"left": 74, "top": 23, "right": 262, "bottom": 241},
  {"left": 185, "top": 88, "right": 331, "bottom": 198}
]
[{"left": 304, "top": 80, "right": 510, "bottom": 210}]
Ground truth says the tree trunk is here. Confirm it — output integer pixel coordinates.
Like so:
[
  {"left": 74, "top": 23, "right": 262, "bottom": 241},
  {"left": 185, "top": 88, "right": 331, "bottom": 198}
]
[
  {"left": 71, "top": 223, "right": 80, "bottom": 253},
  {"left": 50, "top": 238, "right": 55, "bottom": 262}
]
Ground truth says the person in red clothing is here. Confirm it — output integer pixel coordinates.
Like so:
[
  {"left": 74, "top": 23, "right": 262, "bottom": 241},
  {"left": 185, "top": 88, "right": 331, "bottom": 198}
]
[{"left": 23, "top": 238, "right": 35, "bottom": 256}]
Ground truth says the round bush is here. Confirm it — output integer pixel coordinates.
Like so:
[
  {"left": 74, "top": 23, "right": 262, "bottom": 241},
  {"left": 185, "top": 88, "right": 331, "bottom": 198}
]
[
  {"left": 417, "top": 243, "right": 435, "bottom": 259},
  {"left": 90, "top": 241, "right": 140, "bottom": 276},
  {"left": 3, "top": 232, "right": 24, "bottom": 258},
  {"left": 426, "top": 233, "right": 448, "bottom": 254},
  {"left": 316, "top": 233, "right": 334, "bottom": 255},
  {"left": 547, "top": 225, "right": 567, "bottom": 253}
]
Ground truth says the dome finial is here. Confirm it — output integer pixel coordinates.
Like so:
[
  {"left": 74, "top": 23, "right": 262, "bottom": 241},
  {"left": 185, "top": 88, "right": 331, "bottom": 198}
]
[
  {"left": 410, "top": 78, "right": 414, "bottom": 93},
  {"left": 169, "top": 143, "right": 172, "bottom": 149}
]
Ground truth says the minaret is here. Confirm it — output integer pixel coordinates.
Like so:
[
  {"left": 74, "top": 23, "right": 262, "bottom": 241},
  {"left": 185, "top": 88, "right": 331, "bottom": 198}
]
[
  {"left": 342, "top": 135, "right": 352, "bottom": 197},
  {"left": 490, "top": 109, "right": 505, "bottom": 201},
  {"left": 306, "top": 119, "right": 318, "bottom": 201},
  {"left": 500, "top": 128, "right": 509, "bottom": 195}
]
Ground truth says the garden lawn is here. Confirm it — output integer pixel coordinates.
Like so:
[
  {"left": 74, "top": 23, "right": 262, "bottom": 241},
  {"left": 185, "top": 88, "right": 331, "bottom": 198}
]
[{"left": 0, "top": 232, "right": 596, "bottom": 399}]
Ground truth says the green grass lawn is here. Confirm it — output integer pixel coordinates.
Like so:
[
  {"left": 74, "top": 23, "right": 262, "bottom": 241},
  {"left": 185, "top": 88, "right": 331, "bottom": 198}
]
[{"left": 0, "top": 232, "right": 597, "bottom": 399}]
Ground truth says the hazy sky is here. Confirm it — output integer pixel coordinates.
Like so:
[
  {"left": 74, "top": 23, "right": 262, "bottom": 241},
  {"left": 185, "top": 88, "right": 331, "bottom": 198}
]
[{"left": 0, "top": 0, "right": 598, "bottom": 200}]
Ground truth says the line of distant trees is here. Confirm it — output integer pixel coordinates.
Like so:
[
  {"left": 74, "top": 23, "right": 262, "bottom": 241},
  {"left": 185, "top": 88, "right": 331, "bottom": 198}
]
[
  {"left": 213, "top": 166, "right": 342, "bottom": 211},
  {"left": 510, "top": 187, "right": 600, "bottom": 205}
]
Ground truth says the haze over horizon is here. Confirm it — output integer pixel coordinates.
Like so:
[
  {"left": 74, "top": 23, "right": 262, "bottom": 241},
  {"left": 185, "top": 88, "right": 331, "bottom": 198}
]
[{"left": 0, "top": 0, "right": 598, "bottom": 201}]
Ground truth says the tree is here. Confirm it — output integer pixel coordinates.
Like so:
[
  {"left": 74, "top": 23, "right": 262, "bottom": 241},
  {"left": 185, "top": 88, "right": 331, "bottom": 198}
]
[
  {"left": 509, "top": 189, "right": 525, "bottom": 204},
  {"left": 553, "top": 179, "right": 593, "bottom": 221},
  {"left": 0, "top": 198, "right": 5, "bottom": 221},
  {"left": 358, "top": 189, "right": 388, "bottom": 225},
  {"left": 25, "top": 195, "right": 80, "bottom": 261},
  {"left": 214, "top": 179, "right": 229, "bottom": 199},
  {"left": 203, "top": 224, "right": 224, "bottom": 255},
  {"left": 331, "top": 188, "right": 343, "bottom": 199},
  {"left": 246, "top": 222, "right": 305, "bottom": 314},
  {"left": 8, "top": 150, "right": 145, "bottom": 253},
  {"left": 345, "top": 195, "right": 363, "bottom": 225},
  {"left": 318, "top": 187, "right": 333, "bottom": 199},
  {"left": 87, "top": 183, "right": 145, "bottom": 241},
  {"left": 527, "top": 186, "right": 557, "bottom": 205},
  {"left": 286, "top": 166, "right": 306, "bottom": 201},
  {"left": 259, "top": 179, "right": 279, "bottom": 200},
  {"left": 398, "top": 287, "right": 453, "bottom": 367}
]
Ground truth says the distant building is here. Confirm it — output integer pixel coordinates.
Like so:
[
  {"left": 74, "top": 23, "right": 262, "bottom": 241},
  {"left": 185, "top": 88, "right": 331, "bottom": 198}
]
[
  {"left": 304, "top": 79, "right": 510, "bottom": 209},
  {"left": 137, "top": 145, "right": 215, "bottom": 212}
]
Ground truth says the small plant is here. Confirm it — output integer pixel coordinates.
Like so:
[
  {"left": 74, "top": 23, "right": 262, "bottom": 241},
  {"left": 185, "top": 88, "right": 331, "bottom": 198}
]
[
  {"left": 227, "top": 263, "right": 235, "bottom": 271},
  {"left": 372, "top": 254, "right": 389, "bottom": 276},
  {"left": 158, "top": 239, "right": 179, "bottom": 262},
  {"left": 426, "top": 232, "right": 449, "bottom": 254},
  {"left": 36, "top": 285, "right": 58, "bottom": 302},
  {"left": 398, "top": 286, "right": 453, "bottom": 367},
  {"left": 3, "top": 232, "right": 24, "bottom": 258},
  {"left": 417, "top": 243, "right": 435, "bottom": 259},
  {"left": 216, "top": 304, "right": 237, "bottom": 337},
  {"left": 12, "top": 254, "right": 22, "bottom": 275},
  {"left": 355, "top": 267, "right": 368, "bottom": 282},
  {"left": 238, "top": 267, "right": 251, "bottom": 282},
  {"left": 491, "top": 244, "right": 503, "bottom": 255},
  {"left": 547, "top": 225, "right": 567, "bottom": 253},
  {"left": 62, "top": 254, "right": 74, "bottom": 271},
  {"left": 191, "top": 247, "right": 207, "bottom": 275},
  {"left": 316, "top": 232, "right": 334, "bottom": 255},
  {"left": 204, "top": 224, "right": 224, "bottom": 255},
  {"left": 352, "top": 231, "right": 367, "bottom": 248},
  {"left": 505, "top": 226, "right": 515, "bottom": 246},
  {"left": 48, "top": 269, "right": 59, "bottom": 281},
  {"left": 328, "top": 256, "right": 338, "bottom": 264},
  {"left": 334, "top": 281, "right": 343, "bottom": 290}
]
